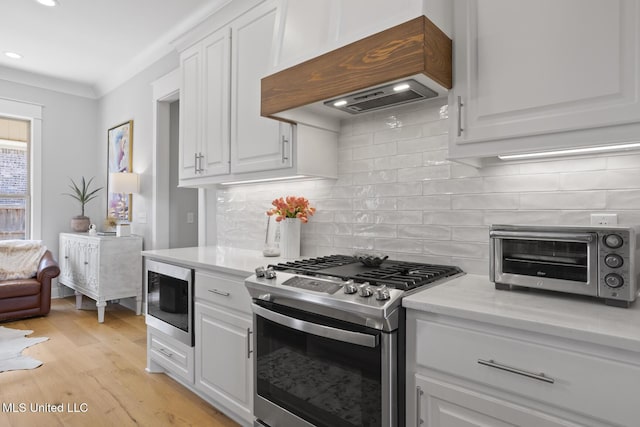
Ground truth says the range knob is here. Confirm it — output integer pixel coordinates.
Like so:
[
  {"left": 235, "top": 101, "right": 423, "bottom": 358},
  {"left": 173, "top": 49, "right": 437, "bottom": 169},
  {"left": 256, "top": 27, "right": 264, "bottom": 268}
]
[
  {"left": 604, "top": 254, "right": 624, "bottom": 268},
  {"left": 358, "top": 284, "right": 374, "bottom": 298},
  {"left": 264, "top": 268, "right": 277, "bottom": 279},
  {"left": 375, "top": 286, "right": 390, "bottom": 301},
  {"left": 255, "top": 266, "right": 266, "bottom": 277},
  {"left": 604, "top": 234, "right": 624, "bottom": 249},
  {"left": 605, "top": 273, "right": 624, "bottom": 288},
  {"left": 343, "top": 280, "right": 358, "bottom": 294}
]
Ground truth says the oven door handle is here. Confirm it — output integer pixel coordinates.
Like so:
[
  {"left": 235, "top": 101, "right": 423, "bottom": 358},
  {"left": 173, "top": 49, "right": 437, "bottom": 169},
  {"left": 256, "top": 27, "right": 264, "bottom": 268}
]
[
  {"left": 489, "top": 230, "right": 594, "bottom": 243},
  {"left": 252, "top": 304, "right": 378, "bottom": 348}
]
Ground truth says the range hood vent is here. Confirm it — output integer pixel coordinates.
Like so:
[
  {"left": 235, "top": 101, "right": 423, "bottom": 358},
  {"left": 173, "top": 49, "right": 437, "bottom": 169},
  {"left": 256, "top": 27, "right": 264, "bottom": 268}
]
[
  {"left": 325, "top": 79, "right": 437, "bottom": 114},
  {"left": 261, "top": 16, "right": 451, "bottom": 125}
]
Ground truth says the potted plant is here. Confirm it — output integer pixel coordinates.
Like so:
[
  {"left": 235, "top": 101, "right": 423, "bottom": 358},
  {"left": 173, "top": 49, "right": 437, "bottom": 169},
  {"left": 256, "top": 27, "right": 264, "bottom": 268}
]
[{"left": 64, "top": 177, "right": 102, "bottom": 232}]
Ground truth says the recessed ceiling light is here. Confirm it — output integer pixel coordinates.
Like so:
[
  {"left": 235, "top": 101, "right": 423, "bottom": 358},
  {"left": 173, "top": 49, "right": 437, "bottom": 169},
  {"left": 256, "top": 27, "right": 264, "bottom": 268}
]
[
  {"left": 36, "top": 0, "right": 58, "bottom": 6},
  {"left": 4, "top": 52, "right": 23, "bottom": 59}
]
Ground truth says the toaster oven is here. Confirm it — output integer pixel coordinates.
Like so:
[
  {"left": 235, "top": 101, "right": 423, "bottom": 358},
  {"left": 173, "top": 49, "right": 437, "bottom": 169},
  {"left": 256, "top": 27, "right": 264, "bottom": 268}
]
[{"left": 490, "top": 224, "right": 640, "bottom": 307}]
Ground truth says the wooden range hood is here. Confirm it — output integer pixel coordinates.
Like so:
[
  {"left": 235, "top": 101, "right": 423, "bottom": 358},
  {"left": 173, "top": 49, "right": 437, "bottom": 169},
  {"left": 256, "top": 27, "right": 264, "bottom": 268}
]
[{"left": 261, "top": 16, "right": 452, "bottom": 127}]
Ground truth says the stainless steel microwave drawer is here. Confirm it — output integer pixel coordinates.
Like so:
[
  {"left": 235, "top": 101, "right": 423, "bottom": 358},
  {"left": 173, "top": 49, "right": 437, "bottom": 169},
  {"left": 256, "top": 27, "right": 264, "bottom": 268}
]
[{"left": 415, "top": 318, "right": 639, "bottom": 426}]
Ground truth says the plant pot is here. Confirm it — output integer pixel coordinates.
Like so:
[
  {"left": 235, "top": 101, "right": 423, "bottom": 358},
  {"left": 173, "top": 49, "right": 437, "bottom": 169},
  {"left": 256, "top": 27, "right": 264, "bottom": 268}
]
[
  {"left": 71, "top": 215, "right": 91, "bottom": 232},
  {"left": 280, "top": 218, "right": 301, "bottom": 259}
]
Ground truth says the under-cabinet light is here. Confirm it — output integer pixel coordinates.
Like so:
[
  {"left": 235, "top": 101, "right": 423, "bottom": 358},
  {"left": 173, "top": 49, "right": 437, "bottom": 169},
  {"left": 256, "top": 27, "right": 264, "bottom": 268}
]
[
  {"left": 219, "top": 175, "right": 308, "bottom": 185},
  {"left": 333, "top": 100, "right": 347, "bottom": 107},
  {"left": 36, "top": 0, "right": 58, "bottom": 6},
  {"left": 4, "top": 52, "right": 22, "bottom": 59},
  {"left": 498, "top": 142, "right": 640, "bottom": 161}
]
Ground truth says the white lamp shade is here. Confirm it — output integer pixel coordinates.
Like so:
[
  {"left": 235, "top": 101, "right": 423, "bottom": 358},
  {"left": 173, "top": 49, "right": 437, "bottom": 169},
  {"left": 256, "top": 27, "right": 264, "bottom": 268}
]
[{"left": 109, "top": 172, "right": 139, "bottom": 194}]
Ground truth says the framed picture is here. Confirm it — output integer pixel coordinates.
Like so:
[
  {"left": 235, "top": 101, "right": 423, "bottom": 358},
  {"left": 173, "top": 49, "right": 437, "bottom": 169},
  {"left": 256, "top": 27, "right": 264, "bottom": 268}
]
[{"left": 107, "top": 120, "right": 133, "bottom": 222}]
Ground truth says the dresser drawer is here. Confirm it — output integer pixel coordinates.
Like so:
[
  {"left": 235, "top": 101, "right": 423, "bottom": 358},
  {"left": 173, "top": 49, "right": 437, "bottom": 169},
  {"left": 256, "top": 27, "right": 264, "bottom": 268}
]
[
  {"left": 195, "top": 270, "right": 251, "bottom": 315},
  {"left": 148, "top": 328, "right": 194, "bottom": 383},
  {"left": 415, "top": 319, "right": 640, "bottom": 426}
]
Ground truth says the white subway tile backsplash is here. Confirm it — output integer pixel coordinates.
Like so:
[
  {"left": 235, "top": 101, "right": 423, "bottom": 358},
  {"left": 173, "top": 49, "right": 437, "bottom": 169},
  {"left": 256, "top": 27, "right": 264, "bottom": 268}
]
[
  {"left": 607, "top": 190, "right": 640, "bottom": 209},
  {"left": 352, "top": 142, "right": 396, "bottom": 160},
  {"left": 397, "top": 225, "right": 451, "bottom": 240},
  {"left": 452, "top": 194, "right": 519, "bottom": 210},
  {"left": 520, "top": 191, "right": 606, "bottom": 210},
  {"left": 397, "top": 195, "right": 451, "bottom": 211},
  {"left": 398, "top": 165, "right": 450, "bottom": 182},
  {"left": 374, "top": 124, "right": 422, "bottom": 144},
  {"left": 215, "top": 102, "right": 640, "bottom": 275}
]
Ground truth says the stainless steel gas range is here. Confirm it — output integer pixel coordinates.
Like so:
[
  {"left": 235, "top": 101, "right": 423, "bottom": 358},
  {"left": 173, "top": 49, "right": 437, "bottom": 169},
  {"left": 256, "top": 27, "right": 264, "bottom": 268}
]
[{"left": 245, "top": 255, "right": 463, "bottom": 427}]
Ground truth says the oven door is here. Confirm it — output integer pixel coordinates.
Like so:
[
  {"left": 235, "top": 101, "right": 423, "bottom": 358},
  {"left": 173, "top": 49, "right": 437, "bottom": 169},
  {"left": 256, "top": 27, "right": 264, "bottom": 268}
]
[
  {"left": 145, "top": 259, "right": 194, "bottom": 346},
  {"left": 252, "top": 301, "right": 396, "bottom": 427},
  {"left": 490, "top": 230, "right": 598, "bottom": 296}
]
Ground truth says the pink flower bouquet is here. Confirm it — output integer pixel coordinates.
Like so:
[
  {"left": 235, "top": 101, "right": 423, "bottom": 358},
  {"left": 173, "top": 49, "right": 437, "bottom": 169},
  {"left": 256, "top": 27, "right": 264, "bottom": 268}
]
[{"left": 266, "top": 196, "right": 316, "bottom": 223}]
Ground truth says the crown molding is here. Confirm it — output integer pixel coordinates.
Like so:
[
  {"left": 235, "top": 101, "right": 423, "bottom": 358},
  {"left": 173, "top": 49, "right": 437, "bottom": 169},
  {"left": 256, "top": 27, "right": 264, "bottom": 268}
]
[{"left": 0, "top": 65, "right": 97, "bottom": 99}]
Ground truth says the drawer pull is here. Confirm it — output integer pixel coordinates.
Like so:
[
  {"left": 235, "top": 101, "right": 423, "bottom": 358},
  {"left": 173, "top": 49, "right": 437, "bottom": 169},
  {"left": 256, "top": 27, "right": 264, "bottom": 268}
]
[
  {"left": 416, "top": 386, "right": 424, "bottom": 425},
  {"left": 158, "top": 348, "right": 173, "bottom": 358},
  {"left": 247, "top": 328, "right": 252, "bottom": 359},
  {"left": 208, "top": 289, "right": 230, "bottom": 297},
  {"left": 478, "top": 359, "right": 554, "bottom": 384}
]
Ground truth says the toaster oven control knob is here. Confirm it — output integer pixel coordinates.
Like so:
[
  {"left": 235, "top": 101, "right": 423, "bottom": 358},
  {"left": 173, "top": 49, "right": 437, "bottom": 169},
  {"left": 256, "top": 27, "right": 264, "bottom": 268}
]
[
  {"left": 605, "top": 273, "right": 624, "bottom": 288},
  {"left": 604, "top": 254, "right": 624, "bottom": 268},
  {"left": 375, "top": 286, "right": 390, "bottom": 301},
  {"left": 604, "top": 234, "right": 624, "bottom": 249},
  {"left": 343, "top": 280, "right": 358, "bottom": 294},
  {"left": 264, "top": 268, "right": 277, "bottom": 279},
  {"left": 358, "top": 285, "right": 374, "bottom": 298}
]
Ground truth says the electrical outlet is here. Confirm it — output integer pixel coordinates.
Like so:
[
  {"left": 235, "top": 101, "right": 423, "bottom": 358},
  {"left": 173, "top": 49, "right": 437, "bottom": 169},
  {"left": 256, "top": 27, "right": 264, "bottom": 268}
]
[{"left": 590, "top": 213, "right": 618, "bottom": 226}]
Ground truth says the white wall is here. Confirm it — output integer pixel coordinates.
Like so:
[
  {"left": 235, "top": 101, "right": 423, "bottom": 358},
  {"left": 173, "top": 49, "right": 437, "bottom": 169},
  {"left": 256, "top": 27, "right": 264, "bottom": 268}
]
[
  {"left": 0, "top": 80, "right": 99, "bottom": 259},
  {"left": 215, "top": 99, "right": 640, "bottom": 275},
  {"left": 169, "top": 101, "right": 198, "bottom": 248},
  {"left": 97, "top": 52, "right": 180, "bottom": 248}
]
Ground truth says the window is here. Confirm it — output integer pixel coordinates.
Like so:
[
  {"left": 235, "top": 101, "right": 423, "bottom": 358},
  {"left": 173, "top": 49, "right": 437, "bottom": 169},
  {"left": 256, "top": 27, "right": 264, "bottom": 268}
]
[{"left": 0, "top": 117, "right": 30, "bottom": 240}]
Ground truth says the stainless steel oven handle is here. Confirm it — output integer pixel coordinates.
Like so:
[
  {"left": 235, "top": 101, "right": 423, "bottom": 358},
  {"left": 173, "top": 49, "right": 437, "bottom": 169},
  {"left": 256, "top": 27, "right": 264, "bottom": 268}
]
[
  {"left": 489, "top": 230, "right": 594, "bottom": 243},
  {"left": 252, "top": 303, "right": 378, "bottom": 348}
]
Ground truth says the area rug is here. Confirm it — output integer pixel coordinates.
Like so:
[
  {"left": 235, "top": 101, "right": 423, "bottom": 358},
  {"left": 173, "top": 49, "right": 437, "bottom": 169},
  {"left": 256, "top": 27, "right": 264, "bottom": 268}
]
[{"left": 0, "top": 326, "right": 48, "bottom": 372}]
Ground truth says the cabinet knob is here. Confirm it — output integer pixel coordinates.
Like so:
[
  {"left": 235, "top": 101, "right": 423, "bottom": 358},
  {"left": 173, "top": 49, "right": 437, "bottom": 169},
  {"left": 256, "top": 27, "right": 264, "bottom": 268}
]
[{"left": 84, "top": 261, "right": 89, "bottom": 265}]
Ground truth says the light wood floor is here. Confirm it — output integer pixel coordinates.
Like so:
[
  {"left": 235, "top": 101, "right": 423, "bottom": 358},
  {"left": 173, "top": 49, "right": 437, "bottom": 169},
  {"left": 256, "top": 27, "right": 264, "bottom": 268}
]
[{"left": 0, "top": 297, "right": 240, "bottom": 427}]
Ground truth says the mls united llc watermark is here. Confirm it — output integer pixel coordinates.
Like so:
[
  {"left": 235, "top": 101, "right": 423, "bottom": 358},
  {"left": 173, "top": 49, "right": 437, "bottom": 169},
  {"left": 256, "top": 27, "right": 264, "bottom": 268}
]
[{"left": 2, "top": 402, "right": 89, "bottom": 413}]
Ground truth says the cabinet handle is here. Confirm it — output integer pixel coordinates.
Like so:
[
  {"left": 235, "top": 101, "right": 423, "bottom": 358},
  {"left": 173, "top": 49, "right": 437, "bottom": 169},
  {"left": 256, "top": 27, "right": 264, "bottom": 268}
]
[
  {"left": 457, "top": 96, "right": 464, "bottom": 137},
  {"left": 247, "top": 328, "right": 253, "bottom": 359},
  {"left": 198, "top": 152, "right": 204, "bottom": 173},
  {"left": 281, "top": 135, "right": 289, "bottom": 163},
  {"left": 477, "top": 359, "right": 555, "bottom": 384},
  {"left": 158, "top": 348, "right": 173, "bottom": 358},
  {"left": 194, "top": 152, "right": 199, "bottom": 173},
  {"left": 84, "top": 261, "right": 88, "bottom": 265},
  {"left": 64, "top": 256, "right": 69, "bottom": 259},
  {"left": 208, "top": 289, "right": 230, "bottom": 297},
  {"left": 416, "top": 386, "right": 424, "bottom": 425}
]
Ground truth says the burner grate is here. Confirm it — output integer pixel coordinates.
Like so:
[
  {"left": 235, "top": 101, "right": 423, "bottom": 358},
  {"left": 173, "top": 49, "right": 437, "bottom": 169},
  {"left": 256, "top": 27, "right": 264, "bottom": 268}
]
[{"left": 353, "top": 263, "right": 462, "bottom": 290}]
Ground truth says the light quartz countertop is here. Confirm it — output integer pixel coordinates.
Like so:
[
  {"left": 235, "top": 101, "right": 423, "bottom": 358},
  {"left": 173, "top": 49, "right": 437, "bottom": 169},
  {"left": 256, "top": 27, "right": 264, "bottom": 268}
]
[
  {"left": 403, "top": 274, "right": 640, "bottom": 353},
  {"left": 141, "top": 246, "right": 290, "bottom": 277}
]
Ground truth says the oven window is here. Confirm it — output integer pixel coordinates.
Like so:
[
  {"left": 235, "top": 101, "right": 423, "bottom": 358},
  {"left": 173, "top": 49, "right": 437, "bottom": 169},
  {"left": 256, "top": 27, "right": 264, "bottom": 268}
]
[
  {"left": 147, "top": 271, "right": 189, "bottom": 332},
  {"left": 256, "top": 309, "right": 382, "bottom": 427},
  {"left": 502, "top": 239, "right": 588, "bottom": 282}
]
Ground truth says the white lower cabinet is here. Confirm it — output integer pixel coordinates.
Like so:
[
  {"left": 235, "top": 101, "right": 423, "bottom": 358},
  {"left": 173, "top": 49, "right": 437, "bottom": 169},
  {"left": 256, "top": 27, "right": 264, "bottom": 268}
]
[
  {"left": 147, "top": 326, "right": 195, "bottom": 384},
  {"left": 194, "top": 302, "right": 252, "bottom": 423},
  {"left": 407, "top": 310, "right": 640, "bottom": 427},
  {"left": 415, "top": 375, "right": 577, "bottom": 427},
  {"left": 194, "top": 269, "right": 253, "bottom": 426}
]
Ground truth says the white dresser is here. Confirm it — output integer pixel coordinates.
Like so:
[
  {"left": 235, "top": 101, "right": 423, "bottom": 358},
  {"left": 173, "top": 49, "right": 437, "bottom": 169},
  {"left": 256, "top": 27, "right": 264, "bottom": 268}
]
[{"left": 58, "top": 232, "right": 143, "bottom": 322}]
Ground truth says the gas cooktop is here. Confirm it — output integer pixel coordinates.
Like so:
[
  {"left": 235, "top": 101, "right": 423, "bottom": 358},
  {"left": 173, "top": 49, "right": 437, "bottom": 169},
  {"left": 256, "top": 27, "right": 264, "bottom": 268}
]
[
  {"left": 245, "top": 255, "right": 464, "bottom": 331},
  {"left": 268, "top": 255, "right": 463, "bottom": 291}
]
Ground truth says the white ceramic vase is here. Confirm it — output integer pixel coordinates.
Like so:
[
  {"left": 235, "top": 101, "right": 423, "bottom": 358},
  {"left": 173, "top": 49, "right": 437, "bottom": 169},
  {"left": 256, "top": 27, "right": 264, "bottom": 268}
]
[{"left": 279, "top": 218, "right": 301, "bottom": 259}]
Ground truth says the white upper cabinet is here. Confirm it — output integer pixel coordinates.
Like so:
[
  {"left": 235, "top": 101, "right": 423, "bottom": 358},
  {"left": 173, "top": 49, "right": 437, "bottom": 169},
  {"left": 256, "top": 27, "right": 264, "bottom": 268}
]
[
  {"left": 179, "top": 28, "right": 231, "bottom": 184},
  {"left": 449, "top": 0, "right": 640, "bottom": 164},
  {"left": 230, "top": 2, "right": 293, "bottom": 174}
]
